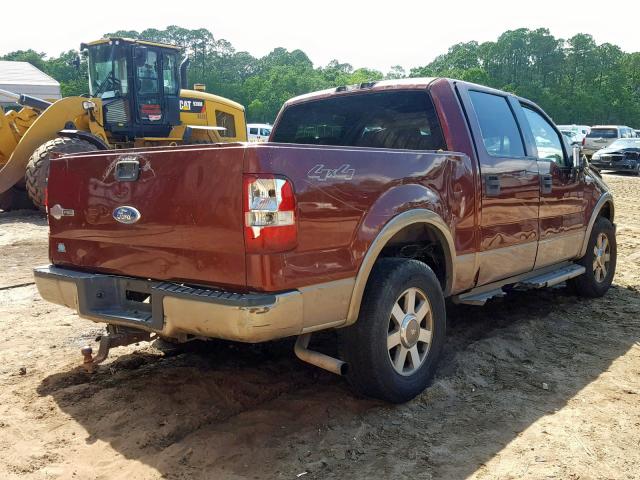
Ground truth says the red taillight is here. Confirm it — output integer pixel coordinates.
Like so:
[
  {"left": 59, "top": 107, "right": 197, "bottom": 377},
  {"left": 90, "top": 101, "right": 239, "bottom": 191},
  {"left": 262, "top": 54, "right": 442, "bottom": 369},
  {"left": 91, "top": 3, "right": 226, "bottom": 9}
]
[
  {"left": 582, "top": 137, "right": 586, "bottom": 146},
  {"left": 44, "top": 185, "right": 48, "bottom": 210},
  {"left": 243, "top": 174, "right": 297, "bottom": 253}
]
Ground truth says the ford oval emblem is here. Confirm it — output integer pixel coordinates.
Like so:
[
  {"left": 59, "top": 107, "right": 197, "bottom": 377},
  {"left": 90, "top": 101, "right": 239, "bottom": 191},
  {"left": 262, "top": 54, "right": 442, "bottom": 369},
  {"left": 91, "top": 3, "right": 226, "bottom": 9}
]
[{"left": 113, "top": 206, "right": 141, "bottom": 224}]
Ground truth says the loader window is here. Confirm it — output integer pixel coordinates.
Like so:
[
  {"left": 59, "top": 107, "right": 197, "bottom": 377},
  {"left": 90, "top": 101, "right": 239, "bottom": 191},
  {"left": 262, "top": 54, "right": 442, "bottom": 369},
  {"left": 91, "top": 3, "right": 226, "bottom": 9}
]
[
  {"left": 162, "top": 53, "right": 179, "bottom": 95},
  {"left": 216, "top": 110, "right": 236, "bottom": 137},
  {"left": 137, "top": 50, "right": 159, "bottom": 95},
  {"left": 88, "top": 44, "right": 129, "bottom": 98}
]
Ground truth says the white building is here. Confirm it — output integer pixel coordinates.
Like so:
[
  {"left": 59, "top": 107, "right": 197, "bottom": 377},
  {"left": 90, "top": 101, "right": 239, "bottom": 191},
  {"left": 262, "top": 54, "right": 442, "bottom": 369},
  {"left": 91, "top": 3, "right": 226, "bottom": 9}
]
[{"left": 0, "top": 61, "right": 61, "bottom": 107}]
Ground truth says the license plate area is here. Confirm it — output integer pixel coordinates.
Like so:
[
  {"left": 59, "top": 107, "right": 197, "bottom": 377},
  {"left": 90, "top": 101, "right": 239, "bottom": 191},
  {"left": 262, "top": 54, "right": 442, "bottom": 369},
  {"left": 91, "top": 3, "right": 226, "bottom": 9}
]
[{"left": 76, "top": 276, "right": 164, "bottom": 329}]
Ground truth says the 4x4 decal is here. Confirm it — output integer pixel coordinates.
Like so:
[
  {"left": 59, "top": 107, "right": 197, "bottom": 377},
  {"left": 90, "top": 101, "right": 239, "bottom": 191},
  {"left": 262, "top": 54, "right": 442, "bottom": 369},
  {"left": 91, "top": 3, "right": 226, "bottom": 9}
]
[{"left": 308, "top": 164, "right": 355, "bottom": 181}]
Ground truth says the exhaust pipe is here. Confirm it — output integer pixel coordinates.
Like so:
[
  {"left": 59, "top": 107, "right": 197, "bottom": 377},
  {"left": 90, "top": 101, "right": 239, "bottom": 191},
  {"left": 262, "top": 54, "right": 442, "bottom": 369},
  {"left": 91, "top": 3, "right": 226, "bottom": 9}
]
[{"left": 294, "top": 333, "right": 348, "bottom": 376}]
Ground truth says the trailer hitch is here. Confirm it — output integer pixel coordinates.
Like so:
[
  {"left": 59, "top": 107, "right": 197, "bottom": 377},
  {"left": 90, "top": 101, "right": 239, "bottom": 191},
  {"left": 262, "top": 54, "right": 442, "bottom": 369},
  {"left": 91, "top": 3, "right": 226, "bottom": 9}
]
[{"left": 81, "top": 326, "right": 151, "bottom": 373}]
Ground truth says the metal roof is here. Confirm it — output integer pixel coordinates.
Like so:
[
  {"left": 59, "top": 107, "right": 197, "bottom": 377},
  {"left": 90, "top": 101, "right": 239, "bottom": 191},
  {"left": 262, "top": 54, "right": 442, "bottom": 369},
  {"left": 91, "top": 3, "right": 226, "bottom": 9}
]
[{"left": 0, "top": 61, "right": 61, "bottom": 102}]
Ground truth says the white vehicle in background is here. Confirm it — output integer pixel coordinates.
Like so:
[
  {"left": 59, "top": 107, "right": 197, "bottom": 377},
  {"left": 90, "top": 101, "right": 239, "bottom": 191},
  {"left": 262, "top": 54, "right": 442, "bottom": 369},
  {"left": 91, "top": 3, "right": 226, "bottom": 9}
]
[
  {"left": 583, "top": 125, "right": 635, "bottom": 159},
  {"left": 560, "top": 129, "right": 583, "bottom": 147},
  {"left": 557, "top": 124, "right": 590, "bottom": 143},
  {"left": 247, "top": 123, "right": 272, "bottom": 142}
]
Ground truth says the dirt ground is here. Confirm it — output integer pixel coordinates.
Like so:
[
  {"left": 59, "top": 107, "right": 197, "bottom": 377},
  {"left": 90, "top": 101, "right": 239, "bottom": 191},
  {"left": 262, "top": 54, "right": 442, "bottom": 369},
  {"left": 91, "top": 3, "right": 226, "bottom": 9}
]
[{"left": 0, "top": 173, "right": 638, "bottom": 480}]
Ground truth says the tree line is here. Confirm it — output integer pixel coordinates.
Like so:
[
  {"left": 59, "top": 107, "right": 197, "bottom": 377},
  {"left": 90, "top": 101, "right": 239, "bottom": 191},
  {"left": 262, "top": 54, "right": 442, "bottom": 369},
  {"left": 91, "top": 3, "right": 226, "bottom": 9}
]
[{"left": 2, "top": 26, "right": 639, "bottom": 126}]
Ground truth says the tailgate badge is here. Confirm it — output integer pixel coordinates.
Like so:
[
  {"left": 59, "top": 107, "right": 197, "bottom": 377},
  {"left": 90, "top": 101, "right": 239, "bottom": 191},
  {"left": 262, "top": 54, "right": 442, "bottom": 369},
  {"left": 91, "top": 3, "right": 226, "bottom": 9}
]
[
  {"left": 49, "top": 204, "right": 75, "bottom": 220},
  {"left": 113, "top": 206, "right": 141, "bottom": 224}
]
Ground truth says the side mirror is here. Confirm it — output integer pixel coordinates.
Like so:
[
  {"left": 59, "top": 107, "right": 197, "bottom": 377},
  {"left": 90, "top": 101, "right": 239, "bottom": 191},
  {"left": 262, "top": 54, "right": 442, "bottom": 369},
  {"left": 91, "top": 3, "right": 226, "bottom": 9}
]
[{"left": 572, "top": 145, "right": 584, "bottom": 170}]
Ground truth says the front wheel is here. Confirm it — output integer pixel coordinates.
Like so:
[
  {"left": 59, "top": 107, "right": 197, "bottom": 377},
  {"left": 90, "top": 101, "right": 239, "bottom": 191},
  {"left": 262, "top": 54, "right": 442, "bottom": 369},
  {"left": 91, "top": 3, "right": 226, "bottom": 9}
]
[
  {"left": 340, "top": 258, "right": 446, "bottom": 403},
  {"left": 568, "top": 216, "right": 616, "bottom": 297}
]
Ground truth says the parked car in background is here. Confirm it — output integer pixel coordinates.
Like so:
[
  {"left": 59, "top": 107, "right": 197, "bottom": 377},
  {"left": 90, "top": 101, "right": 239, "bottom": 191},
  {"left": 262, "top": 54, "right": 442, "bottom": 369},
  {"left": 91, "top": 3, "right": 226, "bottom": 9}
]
[
  {"left": 560, "top": 129, "right": 582, "bottom": 147},
  {"left": 590, "top": 138, "right": 640, "bottom": 175},
  {"left": 247, "top": 123, "right": 272, "bottom": 142},
  {"left": 557, "top": 124, "right": 590, "bottom": 143},
  {"left": 582, "top": 125, "right": 635, "bottom": 159}
]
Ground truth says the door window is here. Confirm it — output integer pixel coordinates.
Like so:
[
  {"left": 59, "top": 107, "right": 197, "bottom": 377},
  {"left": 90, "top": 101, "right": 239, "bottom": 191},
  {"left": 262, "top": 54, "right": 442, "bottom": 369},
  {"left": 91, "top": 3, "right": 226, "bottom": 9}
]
[
  {"left": 137, "top": 50, "right": 159, "bottom": 95},
  {"left": 468, "top": 91, "right": 525, "bottom": 157},
  {"left": 522, "top": 107, "right": 566, "bottom": 165}
]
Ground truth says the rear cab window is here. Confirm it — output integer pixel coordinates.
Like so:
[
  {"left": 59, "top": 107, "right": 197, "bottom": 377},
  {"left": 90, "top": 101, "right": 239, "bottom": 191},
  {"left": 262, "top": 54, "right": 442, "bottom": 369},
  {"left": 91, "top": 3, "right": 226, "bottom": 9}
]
[{"left": 271, "top": 90, "right": 446, "bottom": 151}]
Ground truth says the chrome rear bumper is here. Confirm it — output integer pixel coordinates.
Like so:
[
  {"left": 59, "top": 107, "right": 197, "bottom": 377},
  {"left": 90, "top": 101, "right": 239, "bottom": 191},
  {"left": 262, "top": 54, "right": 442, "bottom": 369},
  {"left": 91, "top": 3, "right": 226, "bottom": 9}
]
[{"left": 34, "top": 265, "right": 306, "bottom": 342}]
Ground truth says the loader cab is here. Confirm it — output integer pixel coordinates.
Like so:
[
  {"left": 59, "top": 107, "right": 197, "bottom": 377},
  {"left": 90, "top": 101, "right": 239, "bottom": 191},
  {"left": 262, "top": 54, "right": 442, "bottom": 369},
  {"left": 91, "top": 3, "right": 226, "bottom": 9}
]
[{"left": 83, "top": 38, "right": 181, "bottom": 141}]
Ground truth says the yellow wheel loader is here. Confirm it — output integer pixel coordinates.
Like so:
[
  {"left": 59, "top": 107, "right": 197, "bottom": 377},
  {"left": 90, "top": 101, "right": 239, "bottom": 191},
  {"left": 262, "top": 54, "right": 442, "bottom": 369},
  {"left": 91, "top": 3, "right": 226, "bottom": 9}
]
[{"left": 0, "top": 38, "right": 247, "bottom": 210}]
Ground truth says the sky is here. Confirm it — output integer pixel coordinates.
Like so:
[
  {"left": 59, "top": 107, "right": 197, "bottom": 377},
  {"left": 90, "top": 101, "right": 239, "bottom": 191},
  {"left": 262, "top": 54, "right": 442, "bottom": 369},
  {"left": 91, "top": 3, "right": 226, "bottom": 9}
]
[{"left": 2, "top": 0, "right": 640, "bottom": 72}]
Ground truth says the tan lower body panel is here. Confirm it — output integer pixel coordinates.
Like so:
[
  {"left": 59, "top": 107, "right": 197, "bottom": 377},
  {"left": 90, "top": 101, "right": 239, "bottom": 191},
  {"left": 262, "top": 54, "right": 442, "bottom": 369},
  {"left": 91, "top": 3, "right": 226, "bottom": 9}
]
[
  {"left": 534, "top": 230, "right": 586, "bottom": 269},
  {"left": 476, "top": 241, "right": 539, "bottom": 286}
]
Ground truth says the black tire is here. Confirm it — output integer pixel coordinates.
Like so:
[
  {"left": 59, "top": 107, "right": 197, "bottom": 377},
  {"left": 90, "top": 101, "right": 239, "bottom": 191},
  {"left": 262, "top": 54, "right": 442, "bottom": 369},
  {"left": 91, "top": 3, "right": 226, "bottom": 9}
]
[
  {"left": 339, "top": 258, "right": 446, "bottom": 403},
  {"left": 25, "top": 137, "right": 98, "bottom": 210},
  {"left": 568, "top": 216, "right": 616, "bottom": 298},
  {"left": 0, "top": 186, "right": 36, "bottom": 212}
]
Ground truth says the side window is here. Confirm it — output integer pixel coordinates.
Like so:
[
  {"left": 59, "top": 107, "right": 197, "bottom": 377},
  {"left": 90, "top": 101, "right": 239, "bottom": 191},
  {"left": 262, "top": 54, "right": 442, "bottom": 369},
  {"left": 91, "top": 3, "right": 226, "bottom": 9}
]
[
  {"left": 522, "top": 106, "right": 566, "bottom": 165},
  {"left": 249, "top": 127, "right": 258, "bottom": 135},
  {"left": 216, "top": 110, "right": 236, "bottom": 138},
  {"left": 468, "top": 91, "right": 525, "bottom": 157},
  {"left": 162, "top": 54, "right": 178, "bottom": 95},
  {"left": 260, "top": 128, "right": 271, "bottom": 136}
]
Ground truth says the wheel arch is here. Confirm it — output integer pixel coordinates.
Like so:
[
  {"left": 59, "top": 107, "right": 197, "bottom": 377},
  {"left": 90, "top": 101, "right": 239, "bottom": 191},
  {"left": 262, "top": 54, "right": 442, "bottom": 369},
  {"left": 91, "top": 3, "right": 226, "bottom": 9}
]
[
  {"left": 345, "top": 209, "right": 455, "bottom": 325},
  {"left": 579, "top": 192, "right": 615, "bottom": 258},
  {"left": 58, "top": 129, "right": 109, "bottom": 150}
]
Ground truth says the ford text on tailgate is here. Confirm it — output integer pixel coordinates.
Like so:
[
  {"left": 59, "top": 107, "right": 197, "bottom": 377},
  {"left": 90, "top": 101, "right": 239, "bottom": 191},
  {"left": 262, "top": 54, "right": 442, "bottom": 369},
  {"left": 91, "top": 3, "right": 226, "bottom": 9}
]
[{"left": 35, "top": 78, "right": 616, "bottom": 403}]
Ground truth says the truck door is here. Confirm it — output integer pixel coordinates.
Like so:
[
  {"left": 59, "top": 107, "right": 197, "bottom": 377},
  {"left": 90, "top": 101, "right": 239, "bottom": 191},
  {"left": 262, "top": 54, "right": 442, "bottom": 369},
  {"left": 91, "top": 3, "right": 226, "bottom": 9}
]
[
  {"left": 516, "top": 101, "right": 587, "bottom": 268},
  {"left": 457, "top": 84, "right": 540, "bottom": 284}
]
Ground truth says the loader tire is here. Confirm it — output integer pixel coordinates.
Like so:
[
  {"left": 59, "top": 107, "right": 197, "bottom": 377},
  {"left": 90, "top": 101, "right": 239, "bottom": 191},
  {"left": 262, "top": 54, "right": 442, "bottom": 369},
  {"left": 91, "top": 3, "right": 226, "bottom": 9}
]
[{"left": 25, "top": 137, "right": 98, "bottom": 210}]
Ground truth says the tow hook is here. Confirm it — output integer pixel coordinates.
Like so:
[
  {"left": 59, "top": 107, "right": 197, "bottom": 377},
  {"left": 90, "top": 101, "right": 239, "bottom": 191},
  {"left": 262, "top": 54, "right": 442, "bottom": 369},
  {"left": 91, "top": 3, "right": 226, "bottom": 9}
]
[
  {"left": 81, "top": 326, "right": 151, "bottom": 373},
  {"left": 294, "top": 333, "right": 348, "bottom": 376}
]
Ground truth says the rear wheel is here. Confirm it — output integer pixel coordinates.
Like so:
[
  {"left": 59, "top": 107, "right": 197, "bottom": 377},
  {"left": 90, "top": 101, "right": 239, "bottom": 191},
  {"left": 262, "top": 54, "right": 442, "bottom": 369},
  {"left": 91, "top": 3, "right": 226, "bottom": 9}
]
[
  {"left": 568, "top": 216, "right": 616, "bottom": 297},
  {"left": 25, "top": 137, "right": 98, "bottom": 210},
  {"left": 340, "top": 258, "right": 446, "bottom": 403}
]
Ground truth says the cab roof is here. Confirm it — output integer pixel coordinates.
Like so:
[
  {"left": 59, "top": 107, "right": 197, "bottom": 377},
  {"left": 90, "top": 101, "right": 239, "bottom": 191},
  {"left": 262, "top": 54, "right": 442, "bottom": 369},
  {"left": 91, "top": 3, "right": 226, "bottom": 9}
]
[
  {"left": 82, "top": 37, "right": 182, "bottom": 51},
  {"left": 284, "top": 78, "right": 437, "bottom": 107}
]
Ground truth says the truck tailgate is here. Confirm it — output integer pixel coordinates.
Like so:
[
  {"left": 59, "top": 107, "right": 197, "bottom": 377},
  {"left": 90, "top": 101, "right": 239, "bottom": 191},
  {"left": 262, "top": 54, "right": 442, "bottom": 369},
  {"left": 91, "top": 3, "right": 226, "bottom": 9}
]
[{"left": 47, "top": 144, "right": 247, "bottom": 289}]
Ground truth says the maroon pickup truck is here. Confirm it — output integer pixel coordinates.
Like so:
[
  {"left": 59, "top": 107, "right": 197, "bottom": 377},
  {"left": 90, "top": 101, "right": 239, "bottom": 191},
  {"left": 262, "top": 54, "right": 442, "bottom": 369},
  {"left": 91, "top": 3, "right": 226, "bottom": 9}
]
[{"left": 35, "top": 78, "right": 616, "bottom": 403}]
